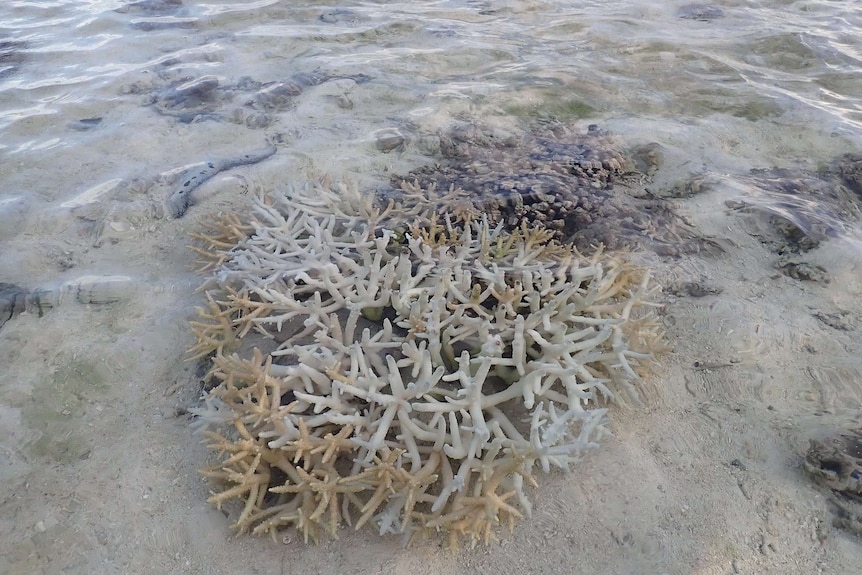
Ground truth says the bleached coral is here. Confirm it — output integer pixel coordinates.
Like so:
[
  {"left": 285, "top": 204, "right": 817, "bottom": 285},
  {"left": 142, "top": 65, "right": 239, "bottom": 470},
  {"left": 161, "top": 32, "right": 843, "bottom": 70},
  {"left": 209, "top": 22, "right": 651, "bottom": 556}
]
[{"left": 190, "top": 178, "right": 662, "bottom": 547}]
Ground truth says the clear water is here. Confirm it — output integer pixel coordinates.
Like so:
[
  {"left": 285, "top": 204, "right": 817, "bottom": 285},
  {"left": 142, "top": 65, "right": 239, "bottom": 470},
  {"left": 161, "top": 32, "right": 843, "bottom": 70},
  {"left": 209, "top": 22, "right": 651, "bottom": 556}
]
[{"left": 1, "top": 0, "right": 862, "bottom": 572}]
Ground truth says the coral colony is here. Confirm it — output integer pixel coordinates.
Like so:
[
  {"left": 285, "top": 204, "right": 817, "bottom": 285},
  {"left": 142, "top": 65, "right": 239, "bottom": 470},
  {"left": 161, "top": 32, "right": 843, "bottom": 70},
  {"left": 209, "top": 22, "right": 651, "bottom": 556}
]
[{"left": 189, "top": 178, "right": 663, "bottom": 548}]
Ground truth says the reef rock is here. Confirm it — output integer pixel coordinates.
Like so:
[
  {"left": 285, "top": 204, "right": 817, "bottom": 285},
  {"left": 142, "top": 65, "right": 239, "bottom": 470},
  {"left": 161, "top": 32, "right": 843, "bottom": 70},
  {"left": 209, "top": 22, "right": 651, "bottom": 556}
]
[{"left": 395, "top": 121, "right": 719, "bottom": 256}]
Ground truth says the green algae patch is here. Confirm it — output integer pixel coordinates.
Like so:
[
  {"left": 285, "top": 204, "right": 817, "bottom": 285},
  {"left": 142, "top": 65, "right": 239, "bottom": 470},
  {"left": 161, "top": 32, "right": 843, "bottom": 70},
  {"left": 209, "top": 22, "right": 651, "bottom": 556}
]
[
  {"left": 731, "top": 99, "right": 783, "bottom": 121},
  {"left": 503, "top": 88, "right": 597, "bottom": 121}
]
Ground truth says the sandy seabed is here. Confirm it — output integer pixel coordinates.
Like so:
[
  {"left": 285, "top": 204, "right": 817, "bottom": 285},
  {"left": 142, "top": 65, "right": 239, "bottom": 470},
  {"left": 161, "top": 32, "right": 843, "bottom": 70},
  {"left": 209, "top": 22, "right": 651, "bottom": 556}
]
[{"left": 2, "top": 139, "right": 862, "bottom": 575}]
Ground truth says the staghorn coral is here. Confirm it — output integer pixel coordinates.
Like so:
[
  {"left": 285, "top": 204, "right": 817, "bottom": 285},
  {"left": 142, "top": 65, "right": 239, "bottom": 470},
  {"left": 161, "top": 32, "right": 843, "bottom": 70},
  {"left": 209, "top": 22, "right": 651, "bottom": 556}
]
[{"left": 190, "top": 178, "right": 663, "bottom": 547}]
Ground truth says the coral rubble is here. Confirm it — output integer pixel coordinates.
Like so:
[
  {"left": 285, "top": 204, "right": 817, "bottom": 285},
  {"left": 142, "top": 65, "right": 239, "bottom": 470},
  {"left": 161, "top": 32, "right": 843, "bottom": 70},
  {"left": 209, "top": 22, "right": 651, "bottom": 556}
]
[{"left": 190, "top": 177, "right": 663, "bottom": 547}]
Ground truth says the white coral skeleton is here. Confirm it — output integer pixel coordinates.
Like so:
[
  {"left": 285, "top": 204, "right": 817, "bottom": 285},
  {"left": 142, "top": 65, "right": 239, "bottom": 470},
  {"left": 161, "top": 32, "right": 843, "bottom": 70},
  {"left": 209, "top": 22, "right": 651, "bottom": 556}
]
[{"left": 190, "top": 178, "right": 663, "bottom": 547}]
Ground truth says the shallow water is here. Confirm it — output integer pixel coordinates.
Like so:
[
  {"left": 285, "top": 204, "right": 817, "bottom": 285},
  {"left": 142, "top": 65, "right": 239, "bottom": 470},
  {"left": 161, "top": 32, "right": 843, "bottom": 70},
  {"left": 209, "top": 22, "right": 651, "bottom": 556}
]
[
  {"left": 2, "top": 0, "right": 862, "bottom": 573},
  {"left": 0, "top": 0, "right": 859, "bottom": 297},
  {"left": 1, "top": 1, "right": 860, "bottom": 205}
]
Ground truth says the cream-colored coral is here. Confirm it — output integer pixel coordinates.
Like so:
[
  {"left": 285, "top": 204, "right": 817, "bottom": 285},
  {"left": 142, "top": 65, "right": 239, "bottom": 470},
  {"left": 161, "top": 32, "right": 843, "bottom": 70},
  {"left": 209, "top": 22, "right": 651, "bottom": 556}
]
[{"left": 190, "top": 178, "right": 662, "bottom": 548}]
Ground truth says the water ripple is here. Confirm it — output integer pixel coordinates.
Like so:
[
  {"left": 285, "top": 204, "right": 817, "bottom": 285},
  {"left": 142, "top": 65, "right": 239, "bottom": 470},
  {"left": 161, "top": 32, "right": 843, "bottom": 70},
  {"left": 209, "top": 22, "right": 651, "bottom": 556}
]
[{"left": 0, "top": 0, "right": 859, "bottom": 215}]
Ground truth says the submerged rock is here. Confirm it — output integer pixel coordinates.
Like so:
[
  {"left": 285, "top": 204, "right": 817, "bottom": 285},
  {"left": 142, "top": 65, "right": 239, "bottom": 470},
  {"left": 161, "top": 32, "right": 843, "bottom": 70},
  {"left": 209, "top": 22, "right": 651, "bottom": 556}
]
[
  {"left": 677, "top": 4, "right": 725, "bottom": 22},
  {"left": 115, "top": 0, "right": 184, "bottom": 14},
  {"left": 0, "top": 39, "right": 28, "bottom": 79},
  {"left": 805, "top": 428, "right": 862, "bottom": 539},
  {"left": 0, "top": 277, "right": 134, "bottom": 330},
  {"left": 715, "top": 155, "right": 862, "bottom": 254},
  {"left": 138, "top": 70, "right": 370, "bottom": 126}
]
